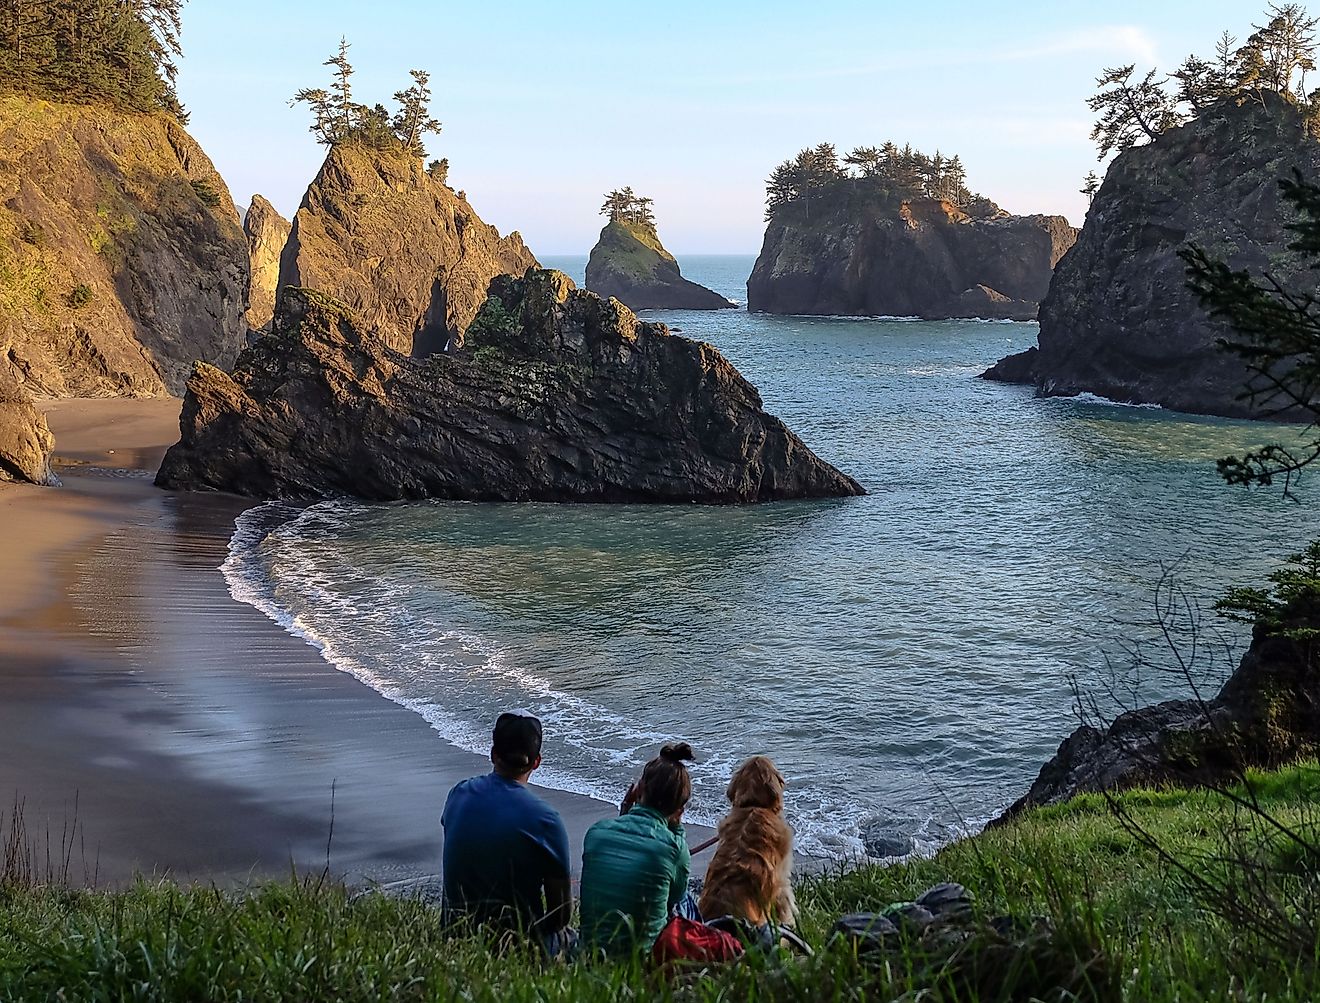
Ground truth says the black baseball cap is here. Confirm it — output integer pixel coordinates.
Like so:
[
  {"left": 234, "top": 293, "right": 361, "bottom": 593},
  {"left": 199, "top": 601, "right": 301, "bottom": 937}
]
[{"left": 492, "top": 712, "right": 543, "bottom": 771}]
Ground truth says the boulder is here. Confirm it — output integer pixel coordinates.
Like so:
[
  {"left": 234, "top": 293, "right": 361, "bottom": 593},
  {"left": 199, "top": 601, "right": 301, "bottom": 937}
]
[
  {"left": 0, "top": 94, "right": 249, "bottom": 397},
  {"left": 156, "top": 271, "right": 864, "bottom": 503},
  {"left": 747, "top": 194, "right": 1076, "bottom": 320},
  {"left": 277, "top": 144, "right": 537, "bottom": 357},
  {"left": 986, "top": 95, "right": 1320, "bottom": 418},
  {"left": 980, "top": 347, "right": 1039, "bottom": 384},
  {"left": 0, "top": 361, "right": 55, "bottom": 485},
  {"left": 585, "top": 220, "right": 734, "bottom": 311},
  {"left": 997, "top": 627, "right": 1320, "bottom": 820},
  {"left": 243, "top": 194, "right": 291, "bottom": 332}
]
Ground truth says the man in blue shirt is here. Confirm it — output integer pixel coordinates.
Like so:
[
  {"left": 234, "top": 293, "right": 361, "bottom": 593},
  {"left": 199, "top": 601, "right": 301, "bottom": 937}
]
[{"left": 441, "top": 712, "right": 573, "bottom": 951}]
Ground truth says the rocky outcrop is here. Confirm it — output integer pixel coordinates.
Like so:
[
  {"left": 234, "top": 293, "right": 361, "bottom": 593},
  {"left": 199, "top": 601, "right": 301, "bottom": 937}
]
[
  {"left": 156, "top": 271, "right": 864, "bottom": 503},
  {"left": 243, "top": 195, "right": 291, "bottom": 332},
  {"left": 747, "top": 195, "right": 1076, "bottom": 320},
  {"left": 985, "top": 96, "right": 1320, "bottom": 418},
  {"left": 277, "top": 145, "right": 537, "bottom": 357},
  {"left": 585, "top": 220, "right": 734, "bottom": 310},
  {"left": 0, "top": 361, "right": 55, "bottom": 485},
  {"left": 998, "top": 627, "right": 1319, "bottom": 819},
  {"left": 0, "top": 95, "right": 249, "bottom": 397}
]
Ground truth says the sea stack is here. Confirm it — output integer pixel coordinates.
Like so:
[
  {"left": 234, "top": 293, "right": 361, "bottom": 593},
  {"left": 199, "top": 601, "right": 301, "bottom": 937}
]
[
  {"left": 157, "top": 271, "right": 863, "bottom": 503},
  {"left": 243, "top": 195, "right": 292, "bottom": 332},
  {"left": 747, "top": 144, "right": 1075, "bottom": 320},
  {"left": 277, "top": 144, "right": 538, "bottom": 356},
  {"left": 0, "top": 95, "right": 250, "bottom": 396},
  {"left": 585, "top": 189, "right": 733, "bottom": 310},
  {"left": 983, "top": 94, "right": 1320, "bottom": 418}
]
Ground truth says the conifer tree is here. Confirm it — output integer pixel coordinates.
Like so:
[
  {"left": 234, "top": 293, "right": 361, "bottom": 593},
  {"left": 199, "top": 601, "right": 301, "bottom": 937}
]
[
  {"left": 392, "top": 69, "right": 441, "bottom": 157},
  {"left": 1087, "top": 64, "right": 1182, "bottom": 158}
]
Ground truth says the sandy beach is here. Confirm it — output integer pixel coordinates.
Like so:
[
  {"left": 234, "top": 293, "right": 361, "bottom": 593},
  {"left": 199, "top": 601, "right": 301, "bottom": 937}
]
[{"left": 0, "top": 399, "right": 698, "bottom": 887}]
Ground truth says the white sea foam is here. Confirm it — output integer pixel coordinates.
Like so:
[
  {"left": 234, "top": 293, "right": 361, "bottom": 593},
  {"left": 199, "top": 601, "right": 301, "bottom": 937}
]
[
  {"left": 1066, "top": 392, "right": 1166, "bottom": 411},
  {"left": 219, "top": 501, "right": 900, "bottom": 857}
]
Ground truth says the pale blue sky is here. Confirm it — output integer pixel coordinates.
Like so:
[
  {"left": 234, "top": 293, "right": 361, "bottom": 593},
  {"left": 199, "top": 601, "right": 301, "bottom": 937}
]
[{"left": 177, "top": 0, "right": 1257, "bottom": 253}]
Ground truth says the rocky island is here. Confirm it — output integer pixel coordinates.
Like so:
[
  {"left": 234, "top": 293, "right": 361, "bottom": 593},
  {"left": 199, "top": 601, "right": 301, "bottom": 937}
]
[
  {"left": 747, "top": 143, "right": 1076, "bottom": 320},
  {"left": 984, "top": 94, "right": 1320, "bottom": 418},
  {"left": 585, "top": 188, "right": 734, "bottom": 310},
  {"left": 156, "top": 271, "right": 863, "bottom": 502}
]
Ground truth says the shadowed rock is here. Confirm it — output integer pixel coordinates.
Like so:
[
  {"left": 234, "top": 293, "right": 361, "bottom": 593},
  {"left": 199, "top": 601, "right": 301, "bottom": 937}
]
[
  {"left": 748, "top": 195, "right": 1075, "bottom": 320},
  {"left": 156, "top": 270, "right": 864, "bottom": 503},
  {"left": 586, "top": 220, "right": 734, "bottom": 311},
  {"left": 0, "top": 362, "right": 55, "bottom": 485},
  {"left": 997, "top": 628, "right": 1319, "bottom": 821},
  {"left": 984, "top": 95, "right": 1320, "bottom": 418},
  {"left": 277, "top": 144, "right": 537, "bottom": 357}
]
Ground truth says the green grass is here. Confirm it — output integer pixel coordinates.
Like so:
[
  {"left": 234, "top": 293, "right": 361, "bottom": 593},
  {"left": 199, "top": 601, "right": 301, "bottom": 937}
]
[{"left": 1, "top": 765, "right": 1318, "bottom": 1001}]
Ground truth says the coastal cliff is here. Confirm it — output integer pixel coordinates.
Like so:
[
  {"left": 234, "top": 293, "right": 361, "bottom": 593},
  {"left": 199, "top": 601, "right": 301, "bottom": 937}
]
[
  {"left": 156, "top": 271, "right": 863, "bottom": 502},
  {"left": 585, "top": 219, "right": 733, "bottom": 310},
  {"left": 985, "top": 96, "right": 1320, "bottom": 418},
  {"left": 748, "top": 195, "right": 1076, "bottom": 320},
  {"left": 0, "top": 95, "right": 249, "bottom": 397},
  {"left": 277, "top": 145, "right": 537, "bottom": 356},
  {"left": 243, "top": 195, "right": 291, "bottom": 332}
]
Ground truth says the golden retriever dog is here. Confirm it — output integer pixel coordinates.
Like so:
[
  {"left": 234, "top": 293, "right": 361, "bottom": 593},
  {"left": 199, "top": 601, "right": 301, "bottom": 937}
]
[{"left": 698, "top": 755, "right": 796, "bottom": 927}]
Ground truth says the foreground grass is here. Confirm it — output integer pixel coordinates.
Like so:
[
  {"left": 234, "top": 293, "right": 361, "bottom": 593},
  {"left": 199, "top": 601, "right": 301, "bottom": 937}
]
[{"left": 1, "top": 766, "right": 1318, "bottom": 1001}]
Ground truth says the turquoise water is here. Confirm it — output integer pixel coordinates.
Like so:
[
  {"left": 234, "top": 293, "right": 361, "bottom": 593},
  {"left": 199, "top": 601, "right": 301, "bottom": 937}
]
[{"left": 225, "top": 255, "right": 1320, "bottom": 858}]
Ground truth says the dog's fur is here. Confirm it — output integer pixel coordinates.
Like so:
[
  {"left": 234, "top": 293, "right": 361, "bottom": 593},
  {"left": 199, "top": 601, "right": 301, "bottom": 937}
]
[{"left": 698, "top": 756, "right": 796, "bottom": 927}]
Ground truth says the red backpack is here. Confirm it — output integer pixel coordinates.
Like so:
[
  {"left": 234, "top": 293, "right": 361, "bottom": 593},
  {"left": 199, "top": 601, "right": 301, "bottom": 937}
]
[{"left": 652, "top": 916, "right": 745, "bottom": 968}]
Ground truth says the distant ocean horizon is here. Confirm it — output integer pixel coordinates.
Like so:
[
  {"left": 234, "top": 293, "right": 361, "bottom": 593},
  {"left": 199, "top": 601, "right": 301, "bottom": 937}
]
[{"left": 223, "top": 255, "right": 1320, "bottom": 859}]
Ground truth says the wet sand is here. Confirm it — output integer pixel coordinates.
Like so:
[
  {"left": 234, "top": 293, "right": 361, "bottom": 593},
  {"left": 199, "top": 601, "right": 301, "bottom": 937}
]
[{"left": 1, "top": 400, "right": 704, "bottom": 887}]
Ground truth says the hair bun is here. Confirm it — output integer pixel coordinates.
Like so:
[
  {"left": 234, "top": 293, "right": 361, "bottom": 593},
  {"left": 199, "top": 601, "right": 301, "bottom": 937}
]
[{"left": 660, "top": 742, "right": 695, "bottom": 764}]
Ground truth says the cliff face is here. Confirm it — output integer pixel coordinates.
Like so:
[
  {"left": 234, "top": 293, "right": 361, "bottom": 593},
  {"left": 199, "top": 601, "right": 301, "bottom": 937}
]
[
  {"left": 243, "top": 195, "right": 291, "bottom": 332},
  {"left": 747, "top": 195, "right": 1076, "bottom": 320},
  {"left": 585, "top": 220, "right": 734, "bottom": 310},
  {"left": 0, "top": 96, "right": 249, "bottom": 397},
  {"left": 277, "top": 145, "right": 537, "bottom": 356},
  {"left": 0, "top": 361, "right": 54, "bottom": 485},
  {"left": 157, "top": 273, "right": 864, "bottom": 503},
  {"left": 987, "top": 96, "right": 1320, "bottom": 418}
]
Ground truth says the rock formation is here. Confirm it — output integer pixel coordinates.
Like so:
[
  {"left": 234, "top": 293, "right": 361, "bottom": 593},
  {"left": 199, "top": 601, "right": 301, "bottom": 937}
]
[
  {"left": 983, "top": 96, "right": 1320, "bottom": 418},
  {"left": 998, "top": 626, "right": 1319, "bottom": 819},
  {"left": 0, "top": 95, "right": 249, "bottom": 397},
  {"left": 585, "top": 220, "right": 734, "bottom": 310},
  {"left": 0, "top": 361, "right": 55, "bottom": 485},
  {"left": 156, "top": 271, "right": 864, "bottom": 503},
  {"left": 243, "top": 195, "right": 291, "bottom": 332},
  {"left": 277, "top": 144, "right": 537, "bottom": 357},
  {"left": 747, "top": 195, "right": 1076, "bottom": 320}
]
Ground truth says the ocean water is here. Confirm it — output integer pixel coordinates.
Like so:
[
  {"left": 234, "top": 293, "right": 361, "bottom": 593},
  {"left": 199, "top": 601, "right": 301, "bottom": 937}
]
[{"left": 224, "top": 254, "right": 1320, "bottom": 858}]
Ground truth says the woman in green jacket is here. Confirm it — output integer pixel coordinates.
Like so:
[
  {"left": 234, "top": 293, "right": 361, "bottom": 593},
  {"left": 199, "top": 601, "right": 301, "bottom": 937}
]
[{"left": 579, "top": 743, "right": 696, "bottom": 955}]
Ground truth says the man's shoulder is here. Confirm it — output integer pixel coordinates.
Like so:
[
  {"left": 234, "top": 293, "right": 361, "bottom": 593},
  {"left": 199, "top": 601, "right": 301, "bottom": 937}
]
[{"left": 515, "top": 784, "right": 566, "bottom": 828}]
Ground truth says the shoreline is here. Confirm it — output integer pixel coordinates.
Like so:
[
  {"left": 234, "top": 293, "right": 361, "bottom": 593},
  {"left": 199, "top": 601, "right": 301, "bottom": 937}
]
[{"left": 2, "top": 400, "right": 697, "bottom": 887}]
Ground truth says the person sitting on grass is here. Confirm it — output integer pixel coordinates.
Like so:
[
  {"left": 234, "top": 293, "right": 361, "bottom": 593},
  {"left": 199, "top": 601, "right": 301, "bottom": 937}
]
[
  {"left": 578, "top": 742, "right": 697, "bottom": 955},
  {"left": 440, "top": 712, "right": 573, "bottom": 955}
]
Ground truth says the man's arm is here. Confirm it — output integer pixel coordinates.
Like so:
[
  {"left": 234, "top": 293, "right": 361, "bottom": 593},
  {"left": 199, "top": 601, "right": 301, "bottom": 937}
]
[
  {"left": 541, "top": 876, "right": 572, "bottom": 933},
  {"left": 537, "top": 812, "right": 574, "bottom": 933}
]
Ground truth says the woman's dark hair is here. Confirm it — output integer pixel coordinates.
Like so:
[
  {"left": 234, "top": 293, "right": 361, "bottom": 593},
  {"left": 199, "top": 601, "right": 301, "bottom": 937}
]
[{"left": 639, "top": 742, "right": 696, "bottom": 816}]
